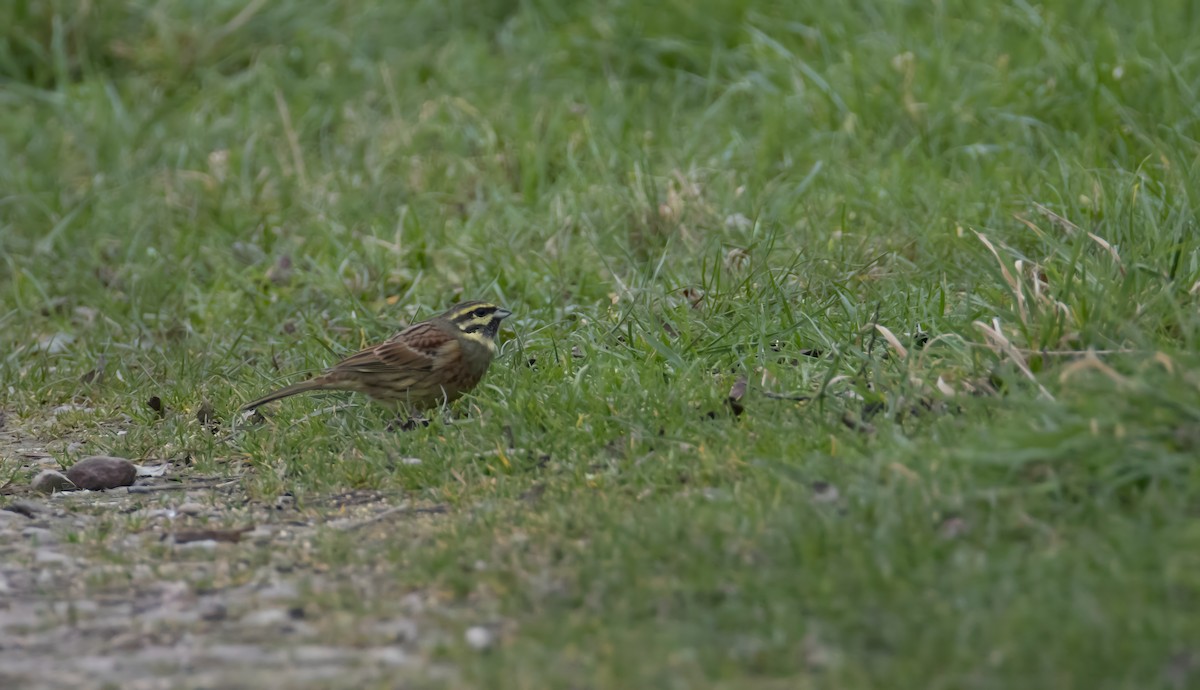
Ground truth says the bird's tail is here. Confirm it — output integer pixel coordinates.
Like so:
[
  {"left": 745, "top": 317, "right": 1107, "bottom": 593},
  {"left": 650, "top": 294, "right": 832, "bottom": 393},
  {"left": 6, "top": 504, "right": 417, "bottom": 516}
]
[{"left": 242, "top": 378, "right": 333, "bottom": 410}]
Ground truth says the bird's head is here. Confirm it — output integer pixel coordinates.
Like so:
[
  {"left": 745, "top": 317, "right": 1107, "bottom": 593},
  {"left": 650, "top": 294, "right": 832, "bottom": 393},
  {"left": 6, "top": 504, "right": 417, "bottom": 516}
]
[{"left": 443, "top": 301, "right": 513, "bottom": 350}]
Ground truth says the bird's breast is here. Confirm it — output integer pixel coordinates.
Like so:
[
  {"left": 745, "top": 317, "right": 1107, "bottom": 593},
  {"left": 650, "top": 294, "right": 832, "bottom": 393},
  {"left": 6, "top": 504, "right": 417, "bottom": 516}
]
[{"left": 459, "top": 340, "right": 495, "bottom": 378}]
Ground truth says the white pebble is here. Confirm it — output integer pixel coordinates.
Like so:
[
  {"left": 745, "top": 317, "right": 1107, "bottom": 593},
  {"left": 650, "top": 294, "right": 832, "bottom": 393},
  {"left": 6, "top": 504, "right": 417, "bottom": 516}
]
[
  {"left": 464, "top": 626, "right": 494, "bottom": 650},
  {"left": 241, "top": 608, "right": 290, "bottom": 627},
  {"left": 31, "top": 470, "right": 75, "bottom": 494}
]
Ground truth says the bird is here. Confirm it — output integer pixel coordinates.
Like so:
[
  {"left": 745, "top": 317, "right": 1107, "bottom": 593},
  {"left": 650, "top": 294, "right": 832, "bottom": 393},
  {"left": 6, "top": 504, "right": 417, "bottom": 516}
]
[{"left": 243, "top": 300, "right": 513, "bottom": 413}]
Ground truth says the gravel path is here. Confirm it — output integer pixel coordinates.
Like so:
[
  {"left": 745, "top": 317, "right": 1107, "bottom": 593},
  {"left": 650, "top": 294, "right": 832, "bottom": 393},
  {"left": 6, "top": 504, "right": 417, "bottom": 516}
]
[{"left": 1, "top": 435, "right": 461, "bottom": 690}]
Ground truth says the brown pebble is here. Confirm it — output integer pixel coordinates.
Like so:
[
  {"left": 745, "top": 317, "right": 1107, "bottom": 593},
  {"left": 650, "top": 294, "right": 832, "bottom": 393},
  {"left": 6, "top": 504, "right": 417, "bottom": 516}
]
[{"left": 65, "top": 456, "right": 137, "bottom": 490}]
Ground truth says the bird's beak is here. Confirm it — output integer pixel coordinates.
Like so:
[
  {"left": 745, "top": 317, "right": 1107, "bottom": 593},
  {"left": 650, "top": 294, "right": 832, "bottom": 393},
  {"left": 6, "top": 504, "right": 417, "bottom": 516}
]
[{"left": 494, "top": 308, "right": 513, "bottom": 320}]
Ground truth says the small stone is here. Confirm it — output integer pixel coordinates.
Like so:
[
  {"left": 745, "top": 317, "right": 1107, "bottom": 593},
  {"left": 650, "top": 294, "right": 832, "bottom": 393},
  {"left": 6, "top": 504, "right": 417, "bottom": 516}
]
[
  {"left": 939, "top": 516, "right": 970, "bottom": 540},
  {"left": 139, "top": 604, "right": 200, "bottom": 626},
  {"left": 241, "top": 608, "right": 290, "bottom": 627},
  {"left": 3, "top": 500, "right": 43, "bottom": 518},
  {"left": 38, "top": 332, "right": 75, "bottom": 354},
  {"left": 35, "top": 549, "right": 71, "bottom": 565},
  {"left": 158, "top": 580, "right": 192, "bottom": 601},
  {"left": 373, "top": 618, "right": 419, "bottom": 643},
  {"left": 810, "top": 481, "right": 840, "bottom": 504},
  {"left": 52, "top": 600, "right": 100, "bottom": 616},
  {"left": 464, "top": 626, "right": 494, "bottom": 651},
  {"left": 23, "top": 527, "right": 59, "bottom": 545},
  {"left": 177, "top": 502, "right": 205, "bottom": 516},
  {"left": 289, "top": 646, "right": 352, "bottom": 664},
  {"left": 725, "top": 214, "right": 753, "bottom": 232},
  {"left": 175, "top": 540, "right": 218, "bottom": 552},
  {"left": 802, "top": 630, "right": 842, "bottom": 670},
  {"left": 243, "top": 528, "right": 276, "bottom": 548},
  {"left": 65, "top": 456, "right": 137, "bottom": 490},
  {"left": 256, "top": 581, "right": 299, "bottom": 601},
  {"left": 200, "top": 601, "right": 228, "bottom": 621},
  {"left": 399, "top": 592, "right": 426, "bottom": 613},
  {"left": 31, "top": 469, "right": 76, "bottom": 494},
  {"left": 365, "top": 647, "right": 410, "bottom": 666}
]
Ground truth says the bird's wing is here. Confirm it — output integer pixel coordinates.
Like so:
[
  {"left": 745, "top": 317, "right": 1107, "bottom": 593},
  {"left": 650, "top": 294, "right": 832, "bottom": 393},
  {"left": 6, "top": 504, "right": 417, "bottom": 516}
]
[
  {"left": 330, "top": 322, "right": 447, "bottom": 375},
  {"left": 388, "top": 321, "right": 454, "bottom": 356}
]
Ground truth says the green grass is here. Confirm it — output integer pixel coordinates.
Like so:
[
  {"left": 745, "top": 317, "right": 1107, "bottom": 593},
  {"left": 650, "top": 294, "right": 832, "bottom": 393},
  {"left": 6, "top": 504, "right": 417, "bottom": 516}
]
[{"left": 3, "top": 0, "right": 1200, "bottom": 687}]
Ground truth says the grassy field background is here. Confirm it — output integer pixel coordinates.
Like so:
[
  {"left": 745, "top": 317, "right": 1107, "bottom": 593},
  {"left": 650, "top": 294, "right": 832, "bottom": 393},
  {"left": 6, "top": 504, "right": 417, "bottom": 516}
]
[{"left": 2, "top": 0, "right": 1199, "bottom": 687}]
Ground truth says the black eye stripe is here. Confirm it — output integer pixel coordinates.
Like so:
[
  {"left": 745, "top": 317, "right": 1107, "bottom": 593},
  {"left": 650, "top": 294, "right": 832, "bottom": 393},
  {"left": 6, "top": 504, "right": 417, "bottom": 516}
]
[{"left": 454, "top": 306, "right": 491, "bottom": 318}]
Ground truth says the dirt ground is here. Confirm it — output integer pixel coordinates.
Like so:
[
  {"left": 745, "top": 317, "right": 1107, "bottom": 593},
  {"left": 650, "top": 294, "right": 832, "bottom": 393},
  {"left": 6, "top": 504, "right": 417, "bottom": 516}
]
[{"left": 0, "top": 422, "right": 472, "bottom": 690}]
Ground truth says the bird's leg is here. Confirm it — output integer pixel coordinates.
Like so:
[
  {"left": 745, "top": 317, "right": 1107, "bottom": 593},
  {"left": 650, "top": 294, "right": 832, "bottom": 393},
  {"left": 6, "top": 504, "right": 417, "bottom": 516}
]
[{"left": 387, "top": 411, "right": 430, "bottom": 432}]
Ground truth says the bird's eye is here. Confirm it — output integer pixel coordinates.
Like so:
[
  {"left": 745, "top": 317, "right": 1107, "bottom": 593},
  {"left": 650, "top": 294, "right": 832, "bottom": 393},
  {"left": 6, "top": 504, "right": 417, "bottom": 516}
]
[{"left": 473, "top": 307, "right": 489, "bottom": 318}]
